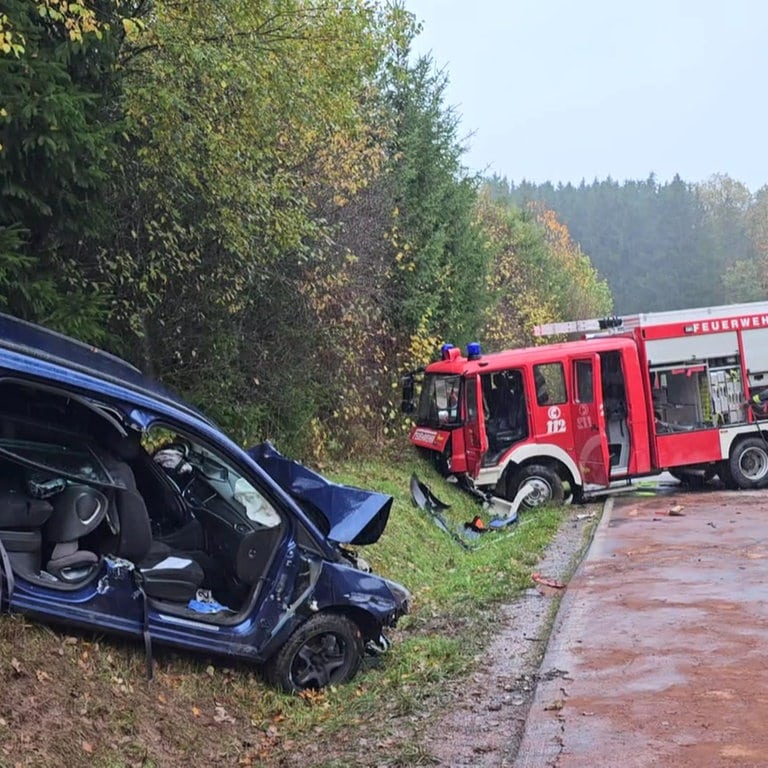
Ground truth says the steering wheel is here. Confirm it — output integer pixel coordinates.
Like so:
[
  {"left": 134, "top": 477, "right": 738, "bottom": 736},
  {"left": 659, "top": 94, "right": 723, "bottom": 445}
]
[{"left": 164, "top": 437, "right": 192, "bottom": 457}]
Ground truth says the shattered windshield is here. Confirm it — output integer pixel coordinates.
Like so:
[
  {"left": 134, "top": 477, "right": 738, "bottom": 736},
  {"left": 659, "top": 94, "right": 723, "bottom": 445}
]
[{"left": 416, "top": 374, "right": 462, "bottom": 427}]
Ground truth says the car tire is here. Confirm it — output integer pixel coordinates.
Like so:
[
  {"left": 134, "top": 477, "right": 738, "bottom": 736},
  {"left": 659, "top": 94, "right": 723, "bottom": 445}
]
[
  {"left": 507, "top": 464, "right": 564, "bottom": 508},
  {"left": 728, "top": 437, "right": 768, "bottom": 489},
  {"left": 267, "top": 613, "right": 364, "bottom": 693}
]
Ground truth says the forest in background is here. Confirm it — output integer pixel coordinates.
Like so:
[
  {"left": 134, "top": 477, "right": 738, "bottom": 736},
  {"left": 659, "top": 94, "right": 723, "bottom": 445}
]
[
  {"left": 0, "top": 0, "right": 611, "bottom": 458},
  {"left": 6, "top": 2, "right": 763, "bottom": 460},
  {"left": 490, "top": 173, "right": 768, "bottom": 314}
]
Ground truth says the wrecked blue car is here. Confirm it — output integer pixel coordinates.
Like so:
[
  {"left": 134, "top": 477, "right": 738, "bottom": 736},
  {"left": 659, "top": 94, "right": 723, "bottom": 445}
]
[{"left": 0, "top": 314, "right": 408, "bottom": 692}]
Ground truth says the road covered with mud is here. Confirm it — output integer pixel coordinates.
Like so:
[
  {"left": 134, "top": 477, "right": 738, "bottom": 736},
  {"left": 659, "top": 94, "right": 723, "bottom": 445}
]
[{"left": 516, "top": 487, "right": 768, "bottom": 768}]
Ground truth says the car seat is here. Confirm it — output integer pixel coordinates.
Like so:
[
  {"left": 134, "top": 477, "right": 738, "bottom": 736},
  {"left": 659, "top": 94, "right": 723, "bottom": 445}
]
[
  {"left": 44, "top": 484, "right": 108, "bottom": 581},
  {"left": 100, "top": 454, "right": 204, "bottom": 602},
  {"left": 486, "top": 376, "right": 527, "bottom": 451},
  {"left": 0, "top": 486, "right": 54, "bottom": 576}
]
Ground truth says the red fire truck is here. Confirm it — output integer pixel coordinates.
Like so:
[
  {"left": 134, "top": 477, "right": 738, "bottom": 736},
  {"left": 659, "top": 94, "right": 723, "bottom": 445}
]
[{"left": 403, "top": 300, "right": 768, "bottom": 506}]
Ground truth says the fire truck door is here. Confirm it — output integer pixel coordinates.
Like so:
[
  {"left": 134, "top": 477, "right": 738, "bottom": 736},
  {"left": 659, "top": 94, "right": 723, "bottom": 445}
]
[
  {"left": 571, "top": 356, "right": 611, "bottom": 487},
  {"left": 463, "top": 375, "right": 488, "bottom": 477}
]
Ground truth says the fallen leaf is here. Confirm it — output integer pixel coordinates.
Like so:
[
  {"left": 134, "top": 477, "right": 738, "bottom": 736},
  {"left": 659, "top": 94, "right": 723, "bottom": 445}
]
[
  {"left": 668, "top": 505, "right": 685, "bottom": 516},
  {"left": 191, "top": 706, "right": 201, "bottom": 717},
  {"left": 298, "top": 689, "right": 327, "bottom": 706},
  {"left": 82, "top": 742, "right": 93, "bottom": 754},
  {"left": 35, "top": 669, "right": 51, "bottom": 683},
  {"left": 10, "top": 658, "right": 22, "bottom": 674}
]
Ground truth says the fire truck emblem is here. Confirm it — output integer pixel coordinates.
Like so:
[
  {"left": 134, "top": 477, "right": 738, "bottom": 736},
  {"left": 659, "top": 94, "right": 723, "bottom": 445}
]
[{"left": 546, "top": 405, "right": 567, "bottom": 435}]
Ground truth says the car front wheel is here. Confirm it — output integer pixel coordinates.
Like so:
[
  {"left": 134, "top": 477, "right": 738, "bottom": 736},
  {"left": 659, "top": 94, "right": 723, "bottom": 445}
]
[{"left": 267, "top": 613, "right": 364, "bottom": 693}]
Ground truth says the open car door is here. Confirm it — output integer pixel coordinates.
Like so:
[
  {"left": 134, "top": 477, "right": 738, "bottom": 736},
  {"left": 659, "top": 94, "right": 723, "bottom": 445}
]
[
  {"left": 571, "top": 356, "right": 611, "bottom": 486},
  {"left": 462, "top": 376, "right": 488, "bottom": 477}
]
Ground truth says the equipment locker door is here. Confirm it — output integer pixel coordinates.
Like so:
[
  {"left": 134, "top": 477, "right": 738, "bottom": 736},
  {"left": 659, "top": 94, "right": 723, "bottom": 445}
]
[
  {"left": 571, "top": 356, "right": 611, "bottom": 486},
  {"left": 463, "top": 375, "right": 488, "bottom": 477}
]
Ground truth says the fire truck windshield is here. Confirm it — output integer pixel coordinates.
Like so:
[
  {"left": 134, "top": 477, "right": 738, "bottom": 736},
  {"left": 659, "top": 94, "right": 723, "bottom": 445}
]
[{"left": 416, "top": 374, "right": 462, "bottom": 427}]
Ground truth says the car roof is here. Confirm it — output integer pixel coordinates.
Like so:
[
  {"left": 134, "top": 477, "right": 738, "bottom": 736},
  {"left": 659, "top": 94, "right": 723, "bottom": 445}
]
[{"left": 0, "top": 313, "right": 210, "bottom": 423}]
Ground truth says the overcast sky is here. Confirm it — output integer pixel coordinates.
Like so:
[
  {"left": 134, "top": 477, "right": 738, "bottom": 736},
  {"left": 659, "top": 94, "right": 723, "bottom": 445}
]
[{"left": 404, "top": 0, "right": 768, "bottom": 191}]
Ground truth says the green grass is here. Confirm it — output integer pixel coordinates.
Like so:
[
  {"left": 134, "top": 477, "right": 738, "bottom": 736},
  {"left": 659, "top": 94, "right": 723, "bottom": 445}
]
[
  {"left": 0, "top": 451, "right": 571, "bottom": 768},
  {"left": 333, "top": 452, "right": 563, "bottom": 616}
]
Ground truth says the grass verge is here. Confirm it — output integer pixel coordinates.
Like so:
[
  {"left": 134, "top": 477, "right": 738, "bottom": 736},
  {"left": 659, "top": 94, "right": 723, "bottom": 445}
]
[{"left": 0, "top": 452, "right": 572, "bottom": 768}]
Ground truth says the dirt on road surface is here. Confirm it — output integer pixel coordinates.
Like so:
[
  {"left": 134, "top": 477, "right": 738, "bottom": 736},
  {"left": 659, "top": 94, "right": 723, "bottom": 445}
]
[
  {"left": 515, "top": 488, "right": 768, "bottom": 768},
  {"left": 424, "top": 505, "right": 601, "bottom": 767}
]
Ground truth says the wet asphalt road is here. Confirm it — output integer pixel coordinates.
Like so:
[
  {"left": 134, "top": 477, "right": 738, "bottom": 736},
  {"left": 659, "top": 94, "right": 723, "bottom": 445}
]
[{"left": 514, "top": 485, "right": 768, "bottom": 768}]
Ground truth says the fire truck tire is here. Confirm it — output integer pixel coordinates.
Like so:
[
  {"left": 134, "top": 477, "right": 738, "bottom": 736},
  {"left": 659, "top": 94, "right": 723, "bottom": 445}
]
[
  {"left": 433, "top": 440, "right": 451, "bottom": 476},
  {"left": 669, "top": 468, "right": 716, "bottom": 488},
  {"left": 728, "top": 437, "right": 768, "bottom": 489},
  {"left": 509, "top": 465, "right": 564, "bottom": 508},
  {"left": 716, "top": 461, "right": 739, "bottom": 490}
]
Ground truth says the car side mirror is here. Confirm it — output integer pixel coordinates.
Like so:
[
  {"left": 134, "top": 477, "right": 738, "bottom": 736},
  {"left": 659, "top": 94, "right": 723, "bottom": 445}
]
[{"left": 401, "top": 375, "right": 416, "bottom": 414}]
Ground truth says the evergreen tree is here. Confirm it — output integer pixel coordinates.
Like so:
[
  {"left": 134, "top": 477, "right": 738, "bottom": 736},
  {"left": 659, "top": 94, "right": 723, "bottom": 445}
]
[
  {"left": 385, "top": 54, "right": 489, "bottom": 347},
  {"left": 0, "top": 0, "right": 124, "bottom": 340}
]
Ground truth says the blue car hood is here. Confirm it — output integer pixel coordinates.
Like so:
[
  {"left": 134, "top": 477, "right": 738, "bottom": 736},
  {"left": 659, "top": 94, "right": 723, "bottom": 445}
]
[{"left": 248, "top": 442, "right": 392, "bottom": 545}]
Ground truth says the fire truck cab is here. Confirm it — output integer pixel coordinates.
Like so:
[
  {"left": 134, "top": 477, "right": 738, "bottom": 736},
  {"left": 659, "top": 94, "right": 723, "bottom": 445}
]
[{"left": 404, "top": 301, "right": 768, "bottom": 505}]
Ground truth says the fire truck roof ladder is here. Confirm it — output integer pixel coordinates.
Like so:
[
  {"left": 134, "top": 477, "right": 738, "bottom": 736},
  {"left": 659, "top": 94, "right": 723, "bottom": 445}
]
[
  {"left": 533, "top": 315, "right": 623, "bottom": 338},
  {"left": 534, "top": 300, "right": 768, "bottom": 339}
]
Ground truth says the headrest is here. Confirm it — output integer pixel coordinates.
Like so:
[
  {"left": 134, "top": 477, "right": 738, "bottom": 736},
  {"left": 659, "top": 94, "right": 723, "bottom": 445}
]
[{"left": 0, "top": 489, "right": 53, "bottom": 528}]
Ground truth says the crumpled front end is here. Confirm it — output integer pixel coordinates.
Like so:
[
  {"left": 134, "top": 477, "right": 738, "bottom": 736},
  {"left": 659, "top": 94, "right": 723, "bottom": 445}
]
[
  {"left": 249, "top": 441, "right": 393, "bottom": 545},
  {"left": 258, "top": 549, "right": 410, "bottom": 665}
]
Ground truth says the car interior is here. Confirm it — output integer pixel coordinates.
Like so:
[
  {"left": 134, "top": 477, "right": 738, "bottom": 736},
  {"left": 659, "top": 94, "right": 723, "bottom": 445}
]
[{"left": 0, "top": 379, "right": 285, "bottom": 623}]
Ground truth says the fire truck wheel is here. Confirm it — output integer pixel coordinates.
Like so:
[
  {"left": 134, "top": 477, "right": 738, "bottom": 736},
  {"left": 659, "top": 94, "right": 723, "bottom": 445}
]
[
  {"left": 433, "top": 439, "right": 451, "bottom": 476},
  {"left": 669, "top": 468, "right": 715, "bottom": 488},
  {"left": 511, "top": 465, "right": 564, "bottom": 508},
  {"left": 728, "top": 437, "right": 768, "bottom": 489},
  {"left": 716, "top": 461, "right": 739, "bottom": 490}
]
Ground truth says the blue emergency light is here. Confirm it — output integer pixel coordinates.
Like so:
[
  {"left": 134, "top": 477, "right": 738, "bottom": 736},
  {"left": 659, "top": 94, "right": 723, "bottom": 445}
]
[
  {"left": 440, "top": 343, "right": 455, "bottom": 360},
  {"left": 466, "top": 342, "right": 482, "bottom": 360}
]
